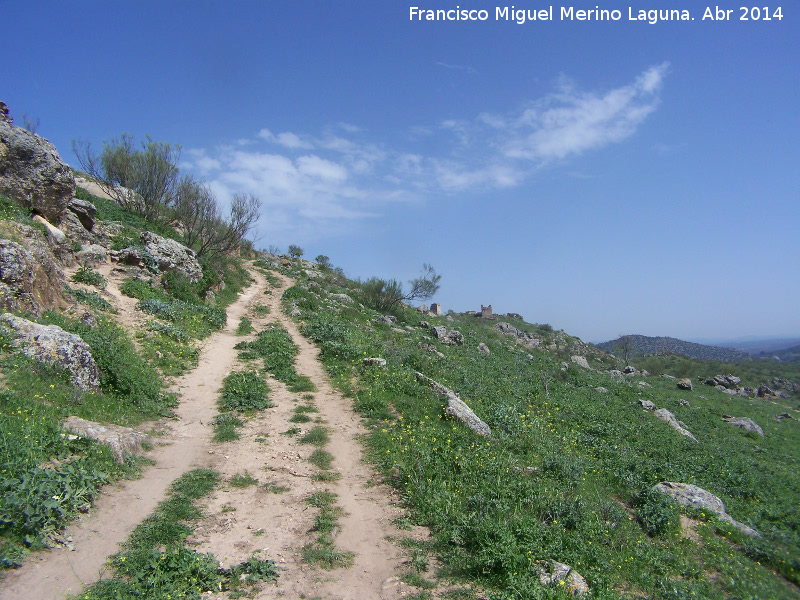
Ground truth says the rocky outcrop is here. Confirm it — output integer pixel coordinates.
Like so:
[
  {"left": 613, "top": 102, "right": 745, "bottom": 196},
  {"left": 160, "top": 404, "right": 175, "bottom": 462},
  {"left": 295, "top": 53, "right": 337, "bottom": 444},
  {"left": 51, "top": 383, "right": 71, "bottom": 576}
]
[
  {"left": 140, "top": 231, "right": 202, "bottom": 282},
  {"left": 654, "top": 408, "right": 698, "bottom": 442},
  {"left": 677, "top": 378, "right": 693, "bottom": 391},
  {"left": 495, "top": 321, "right": 540, "bottom": 349},
  {"left": 0, "top": 112, "right": 75, "bottom": 222},
  {"left": 329, "top": 293, "right": 354, "bottom": 305},
  {"left": 722, "top": 416, "right": 764, "bottom": 437},
  {"left": 571, "top": 355, "right": 590, "bottom": 369},
  {"left": 63, "top": 416, "right": 153, "bottom": 463},
  {"left": 639, "top": 400, "right": 656, "bottom": 410},
  {"left": 477, "top": 342, "right": 490, "bottom": 354},
  {"left": 415, "top": 371, "right": 491, "bottom": 438},
  {"left": 0, "top": 229, "right": 65, "bottom": 316},
  {"left": 654, "top": 482, "right": 760, "bottom": 537},
  {"left": 431, "top": 325, "right": 464, "bottom": 346},
  {"left": 67, "top": 198, "right": 97, "bottom": 231},
  {"left": 537, "top": 560, "right": 589, "bottom": 596},
  {"left": 0, "top": 313, "right": 100, "bottom": 392},
  {"left": 75, "top": 244, "right": 107, "bottom": 266},
  {"left": 32, "top": 214, "right": 66, "bottom": 244}
]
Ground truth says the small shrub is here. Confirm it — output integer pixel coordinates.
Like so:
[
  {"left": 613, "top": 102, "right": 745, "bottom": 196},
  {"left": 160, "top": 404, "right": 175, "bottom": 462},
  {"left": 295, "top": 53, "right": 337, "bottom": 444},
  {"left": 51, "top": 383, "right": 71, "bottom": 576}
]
[
  {"left": 71, "top": 265, "right": 106, "bottom": 288},
  {"left": 65, "top": 286, "right": 116, "bottom": 313}
]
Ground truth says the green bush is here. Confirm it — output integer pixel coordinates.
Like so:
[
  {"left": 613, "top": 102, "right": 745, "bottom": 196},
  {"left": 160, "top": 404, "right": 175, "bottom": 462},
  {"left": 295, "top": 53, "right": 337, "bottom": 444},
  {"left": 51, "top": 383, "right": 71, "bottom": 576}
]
[{"left": 71, "top": 265, "right": 107, "bottom": 288}]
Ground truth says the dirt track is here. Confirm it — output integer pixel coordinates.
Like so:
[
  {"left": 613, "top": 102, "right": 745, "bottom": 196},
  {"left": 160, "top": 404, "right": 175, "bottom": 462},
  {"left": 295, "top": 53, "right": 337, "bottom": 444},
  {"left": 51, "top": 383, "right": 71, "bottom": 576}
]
[{"left": 0, "top": 266, "right": 424, "bottom": 600}]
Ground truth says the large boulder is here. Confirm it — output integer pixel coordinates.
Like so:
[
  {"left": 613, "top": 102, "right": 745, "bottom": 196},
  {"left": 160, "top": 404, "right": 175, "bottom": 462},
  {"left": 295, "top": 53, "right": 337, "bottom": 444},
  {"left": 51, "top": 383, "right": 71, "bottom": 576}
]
[
  {"left": 0, "top": 110, "right": 74, "bottom": 222},
  {"left": 0, "top": 313, "right": 100, "bottom": 392},
  {"left": 571, "top": 355, "right": 591, "bottom": 369},
  {"left": 0, "top": 229, "right": 66, "bottom": 316},
  {"left": 677, "top": 378, "right": 693, "bottom": 391},
  {"left": 654, "top": 482, "right": 760, "bottom": 537},
  {"left": 140, "top": 231, "right": 202, "bottom": 282}
]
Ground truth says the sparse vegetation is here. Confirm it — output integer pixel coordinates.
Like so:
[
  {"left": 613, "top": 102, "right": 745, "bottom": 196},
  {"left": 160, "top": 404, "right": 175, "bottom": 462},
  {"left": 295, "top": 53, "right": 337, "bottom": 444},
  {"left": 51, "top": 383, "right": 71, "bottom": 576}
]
[
  {"left": 74, "top": 469, "right": 278, "bottom": 599},
  {"left": 280, "top": 266, "right": 800, "bottom": 599},
  {"left": 301, "top": 491, "right": 355, "bottom": 569}
]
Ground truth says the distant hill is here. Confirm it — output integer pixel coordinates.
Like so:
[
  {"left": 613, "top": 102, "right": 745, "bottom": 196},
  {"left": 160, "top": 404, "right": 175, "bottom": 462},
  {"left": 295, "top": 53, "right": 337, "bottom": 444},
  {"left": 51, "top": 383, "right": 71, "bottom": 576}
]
[
  {"left": 757, "top": 344, "right": 800, "bottom": 362},
  {"left": 703, "top": 336, "right": 800, "bottom": 355},
  {"left": 596, "top": 335, "right": 752, "bottom": 362}
]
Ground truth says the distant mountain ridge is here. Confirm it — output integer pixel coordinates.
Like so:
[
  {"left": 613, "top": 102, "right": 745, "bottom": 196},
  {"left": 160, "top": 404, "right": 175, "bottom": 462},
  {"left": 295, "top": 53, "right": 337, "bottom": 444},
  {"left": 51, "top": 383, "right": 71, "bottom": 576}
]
[{"left": 596, "top": 335, "right": 752, "bottom": 362}]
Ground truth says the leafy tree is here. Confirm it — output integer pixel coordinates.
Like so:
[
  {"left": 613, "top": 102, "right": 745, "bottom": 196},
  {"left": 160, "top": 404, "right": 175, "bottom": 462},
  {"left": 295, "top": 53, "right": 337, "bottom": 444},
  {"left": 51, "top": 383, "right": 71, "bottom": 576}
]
[
  {"left": 315, "top": 255, "right": 331, "bottom": 269},
  {"left": 73, "top": 134, "right": 181, "bottom": 222},
  {"left": 288, "top": 245, "right": 304, "bottom": 258},
  {"left": 174, "top": 176, "right": 261, "bottom": 258},
  {"left": 617, "top": 334, "right": 636, "bottom": 366},
  {"left": 362, "top": 263, "right": 441, "bottom": 313}
]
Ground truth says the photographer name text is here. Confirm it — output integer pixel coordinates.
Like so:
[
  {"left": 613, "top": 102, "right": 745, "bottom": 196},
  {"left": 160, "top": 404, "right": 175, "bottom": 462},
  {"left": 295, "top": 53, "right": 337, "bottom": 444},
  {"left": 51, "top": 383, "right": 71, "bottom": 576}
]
[{"left": 409, "top": 6, "right": 784, "bottom": 24}]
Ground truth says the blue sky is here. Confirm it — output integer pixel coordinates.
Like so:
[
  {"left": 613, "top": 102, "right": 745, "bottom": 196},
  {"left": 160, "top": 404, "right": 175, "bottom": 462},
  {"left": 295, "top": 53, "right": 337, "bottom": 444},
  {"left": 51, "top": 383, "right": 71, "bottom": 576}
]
[{"left": 3, "top": 1, "right": 798, "bottom": 343}]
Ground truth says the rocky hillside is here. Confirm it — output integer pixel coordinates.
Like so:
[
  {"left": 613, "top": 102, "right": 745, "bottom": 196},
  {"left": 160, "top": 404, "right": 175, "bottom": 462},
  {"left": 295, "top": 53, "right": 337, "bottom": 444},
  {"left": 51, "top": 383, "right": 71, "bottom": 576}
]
[
  {"left": 2, "top": 104, "right": 800, "bottom": 599},
  {"left": 758, "top": 343, "right": 800, "bottom": 362},
  {"left": 597, "top": 334, "right": 752, "bottom": 362}
]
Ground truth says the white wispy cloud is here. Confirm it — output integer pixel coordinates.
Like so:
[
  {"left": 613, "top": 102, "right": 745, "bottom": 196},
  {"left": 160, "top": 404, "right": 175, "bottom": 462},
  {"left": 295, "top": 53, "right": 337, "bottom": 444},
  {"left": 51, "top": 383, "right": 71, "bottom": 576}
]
[
  {"left": 185, "top": 64, "right": 668, "bottom": 242},
  {"left": 502, "top": 63, "right": 669, "bottom": 161}
]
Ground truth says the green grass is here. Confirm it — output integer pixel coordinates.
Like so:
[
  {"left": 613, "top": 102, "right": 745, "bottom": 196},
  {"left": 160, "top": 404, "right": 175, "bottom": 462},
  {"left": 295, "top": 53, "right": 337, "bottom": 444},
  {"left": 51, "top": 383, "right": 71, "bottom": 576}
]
[
  {"left": 218, "top": 370, "right": 272, "bottom": 412},
  {"left": 71, "top": 265, "right": 107, "bottom": 288},
  {"left": 308, "top": 449, "right": 334, "bottom": 470},
  {"left": 301, "top": 492, "right": 355, "bottom": 570},
  {"left": 212, "top": 413, "right": 243, "bottom": 442},
  {"left": 74, "top": 468, "right": 278, "bottom": 599},
  {"left": 282, "top": 273, "right": 800, "bottom": 599},
  {"left": 253, "top": 303, "right": 270, "bottom": 316},
  {"left": 289, "top": 413, "right": 312, "bottom": 423},
  {"left": 263, "top": 481, "right": 290, "bottom": 494},
  {"left": 230, "top": 471, "right": 259, "bottom": 488},
  {"left": 299, "top": 426, "right": 329, "bottom": 447},
  {"left": 65, "top": 286, "right": 117, "bottom": 313},
  {"left": 234, "top": 324, "right": 316, "bottom": 392},
  {"left": 236, "top": 315, "right": 254, "bottom": 336}
]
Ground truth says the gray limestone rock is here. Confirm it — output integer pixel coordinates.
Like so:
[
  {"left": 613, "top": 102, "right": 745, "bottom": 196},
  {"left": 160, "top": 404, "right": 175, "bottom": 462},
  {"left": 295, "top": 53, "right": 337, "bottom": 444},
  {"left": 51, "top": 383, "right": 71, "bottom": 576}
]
[
  {"left": 0, "top": 117, "right": 75, "bottom": 222},
  {"left": 722, "top": 416, "right": 764, "bottom": 437},
  {"left": 654, "top": 408, "right": 698, "bottom": 442},
  {"left": 537, "top": 560, "right": 589, "bottom": 596},
  {"left": 654, "top": 482, "right": 760, "bottom": 537},
  {"left": 0, "top": 313, "right": 100, "bottom": 392},
  {"left": 63, "top": 416, "right": 153, "bottom": 463},
  {"left": 141, "top": 231, "right": 202, "bottom": 282},
  {"left": 415, "top": 371, "right": 490, "bottom": 437}
]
